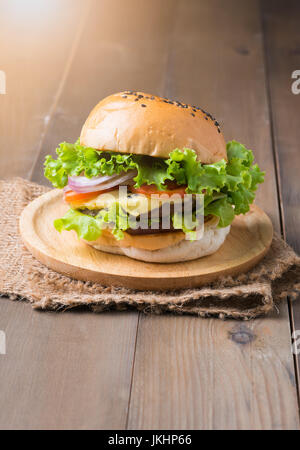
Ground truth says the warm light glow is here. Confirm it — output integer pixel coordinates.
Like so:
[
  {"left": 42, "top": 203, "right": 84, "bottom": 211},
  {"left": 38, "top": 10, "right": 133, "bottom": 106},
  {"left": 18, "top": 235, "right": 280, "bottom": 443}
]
[{"left": 5, "top": 0, "right": 60, "bottom": 20}]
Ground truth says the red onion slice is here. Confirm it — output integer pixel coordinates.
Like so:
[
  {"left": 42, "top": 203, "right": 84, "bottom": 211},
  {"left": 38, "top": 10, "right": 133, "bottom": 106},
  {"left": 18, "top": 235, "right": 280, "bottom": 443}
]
[
  {"left": 63, "top": 185, "right": 72, "bottom": 194},
  {"left": 67, "top": 170, "right": 137, "bottom": 193}
]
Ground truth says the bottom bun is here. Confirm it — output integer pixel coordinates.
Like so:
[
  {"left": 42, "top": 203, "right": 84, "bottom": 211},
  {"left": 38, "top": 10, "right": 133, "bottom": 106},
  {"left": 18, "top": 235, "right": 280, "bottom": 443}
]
[{"left": 85, "top": 224, "right": 231, "bottom": 263}]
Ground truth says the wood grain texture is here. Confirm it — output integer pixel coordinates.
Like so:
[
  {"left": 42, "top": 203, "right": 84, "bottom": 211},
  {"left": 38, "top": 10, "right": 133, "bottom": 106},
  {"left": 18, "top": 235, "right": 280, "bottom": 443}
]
[
  {"left": 0, "top": 0, "right": 89, "bottom": 179},
  {"left": 0, "top": 0, "right": 140, "bottom": 430},
  {"left": 0, "top": 297, "right": 137, "bottom": 430},
  {"left": 128, "top": 310, "right": 298, "bottom": 429},
  {"left": 20, "top": 189, "right": 273, "bottom": 290},
  {"left": 261, "top": 0, "right": 300, "bottom": 400},
  {"left": 127, "top": 0, "right": 299, "bottom": 430},
  {"left": 0, "top": 0, "right": 299, "bottom": 430},
  {"left": 11, "top": 0, "right": 174, "bottom": 429}
]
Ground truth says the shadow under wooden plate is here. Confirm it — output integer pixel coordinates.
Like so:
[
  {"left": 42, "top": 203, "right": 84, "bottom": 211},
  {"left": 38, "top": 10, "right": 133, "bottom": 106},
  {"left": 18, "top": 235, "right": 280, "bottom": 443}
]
[{"left": 20, "top": 189, "right": 273, "bottom": 290}]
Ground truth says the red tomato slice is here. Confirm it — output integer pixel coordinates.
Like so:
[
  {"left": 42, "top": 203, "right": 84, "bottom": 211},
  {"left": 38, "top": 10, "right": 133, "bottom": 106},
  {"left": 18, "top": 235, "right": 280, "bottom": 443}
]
[
  {"left": 64, "top": 190, "right": 99, "bottom": 205},
  {"left": 130, "top": 184, "right": 187, "bottom": 198},
  {"left": 64, "top": 187, "right": 116, "bottom": 206}
]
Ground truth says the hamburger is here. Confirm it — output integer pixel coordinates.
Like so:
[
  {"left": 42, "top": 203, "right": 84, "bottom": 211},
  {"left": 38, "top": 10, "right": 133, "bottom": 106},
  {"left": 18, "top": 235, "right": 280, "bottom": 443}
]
[{"left": 44, "top": 91, "right": 265, "bottom": 263}]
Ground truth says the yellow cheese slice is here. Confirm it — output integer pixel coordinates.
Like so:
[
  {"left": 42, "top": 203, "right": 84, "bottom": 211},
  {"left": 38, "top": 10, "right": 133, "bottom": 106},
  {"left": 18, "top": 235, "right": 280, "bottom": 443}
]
[{"left": 77, "top": 188, "right": 184, "bottom": 217}]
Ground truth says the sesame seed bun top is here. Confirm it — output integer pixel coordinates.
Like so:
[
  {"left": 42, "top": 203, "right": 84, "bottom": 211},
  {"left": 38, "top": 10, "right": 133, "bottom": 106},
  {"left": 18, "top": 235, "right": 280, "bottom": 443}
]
[{"left": 80, "top": 91, "right": 227, "bottom": 163}]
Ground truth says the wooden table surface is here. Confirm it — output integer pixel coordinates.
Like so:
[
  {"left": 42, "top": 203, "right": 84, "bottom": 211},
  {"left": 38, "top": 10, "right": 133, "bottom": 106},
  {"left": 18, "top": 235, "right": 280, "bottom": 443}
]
[{"left": 0, "top": 0, "right": 299, "bottom": 430}]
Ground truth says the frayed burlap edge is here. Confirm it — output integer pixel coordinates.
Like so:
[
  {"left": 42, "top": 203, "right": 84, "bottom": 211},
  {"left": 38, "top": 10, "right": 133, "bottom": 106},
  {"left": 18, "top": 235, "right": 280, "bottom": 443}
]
[{"left": 0, "top": 177, "right": 299, "bottom": 320}]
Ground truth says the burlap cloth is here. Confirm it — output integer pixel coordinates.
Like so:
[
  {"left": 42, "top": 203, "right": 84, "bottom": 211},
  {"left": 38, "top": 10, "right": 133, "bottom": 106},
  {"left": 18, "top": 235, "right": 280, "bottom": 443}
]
[{"left": 1, "top": 178, "right": 299, "bottom": 320}]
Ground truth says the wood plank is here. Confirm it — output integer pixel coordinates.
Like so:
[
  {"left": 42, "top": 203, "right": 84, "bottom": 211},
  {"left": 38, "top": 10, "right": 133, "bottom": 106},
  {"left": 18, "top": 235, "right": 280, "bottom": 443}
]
[
  {"left": 127, "top": 0, "right": 299, "bottom": 429},
  {"left": 128, "top": 312, "right": 298, "bottom": 429},
  {"left": 0, "top": 298, "right": 137, "bottom": 430},
  {"left": 31, "top": 0, "right": 176, "bottom": 183},
  {"left": 0, "top": 0, "right": 89, "bottom": 179},
  {"left": 261, "top": 0, "right": 300, "bottom": 398},
  {"left": 0, "top": 0, "right": 175, "bottom": 429}
]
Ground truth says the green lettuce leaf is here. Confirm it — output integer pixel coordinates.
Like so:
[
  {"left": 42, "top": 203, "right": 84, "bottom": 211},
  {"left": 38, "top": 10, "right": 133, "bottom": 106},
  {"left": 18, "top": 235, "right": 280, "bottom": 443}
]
[
  {"left": 54, "top": 203, "right": 136, "bottom": 241},
  {"left": 46, "top": 139, "right": 265, "bottom": 231},
  {"left": 54, "top": 209, "right": 103, "bottom": 241},
  {"left": 204, "top": 198, "right": 235, "bottom": 228},
  {"left": 133, "top": 156, "right": 174, "bottom": 190},
  {"left": 44, "top": 142, "right": 137, "bottom": 188}
]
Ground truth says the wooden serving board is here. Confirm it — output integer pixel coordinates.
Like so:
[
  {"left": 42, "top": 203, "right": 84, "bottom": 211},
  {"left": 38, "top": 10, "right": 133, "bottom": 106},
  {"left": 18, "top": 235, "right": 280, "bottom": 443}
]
[{"left": 20, "top": 189, "right": 273, "bottom": 290}]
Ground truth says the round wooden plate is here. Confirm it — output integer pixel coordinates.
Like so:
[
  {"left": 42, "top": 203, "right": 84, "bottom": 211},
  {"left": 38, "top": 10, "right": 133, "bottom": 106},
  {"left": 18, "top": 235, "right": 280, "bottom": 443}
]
[{"left": 20, "top": 189, "right": 273, "bottom": 291}]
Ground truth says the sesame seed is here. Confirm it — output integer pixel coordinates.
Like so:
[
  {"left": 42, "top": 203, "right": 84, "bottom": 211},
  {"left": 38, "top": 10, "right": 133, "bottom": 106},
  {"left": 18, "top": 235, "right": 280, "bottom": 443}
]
[{"left": 127, "top": 93, "right": 220, "bottom": 126}]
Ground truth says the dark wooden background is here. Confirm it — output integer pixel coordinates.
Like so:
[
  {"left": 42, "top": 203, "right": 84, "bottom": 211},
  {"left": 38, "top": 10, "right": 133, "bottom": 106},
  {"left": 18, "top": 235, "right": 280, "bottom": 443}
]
[{"left": 0, "top": 0, "right": 299, "bottom": 429}]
